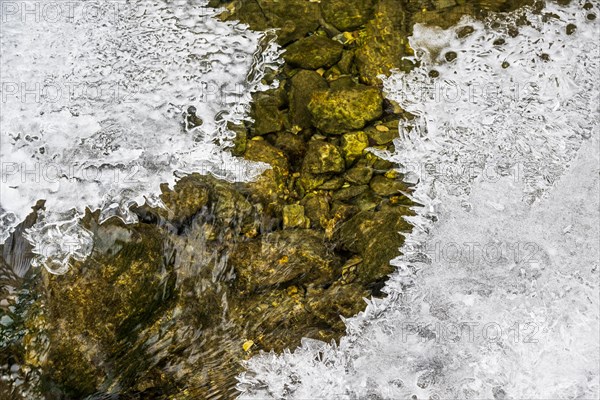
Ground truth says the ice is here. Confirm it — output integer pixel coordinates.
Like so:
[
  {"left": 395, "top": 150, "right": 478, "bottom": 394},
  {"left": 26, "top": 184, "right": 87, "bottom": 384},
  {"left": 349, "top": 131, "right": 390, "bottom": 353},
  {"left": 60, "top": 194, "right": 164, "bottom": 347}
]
[
  {"left": 0, "top": 0, "right": 281, "bottom": 273},
  {"left": 237, "top": 2, "right": 599, "bottom": 399}
]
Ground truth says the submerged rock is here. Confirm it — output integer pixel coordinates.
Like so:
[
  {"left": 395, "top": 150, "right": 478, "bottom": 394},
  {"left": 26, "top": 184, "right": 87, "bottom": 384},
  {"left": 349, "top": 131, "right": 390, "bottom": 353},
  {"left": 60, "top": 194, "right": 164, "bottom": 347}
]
[
  {"left": 302, "top": 140, "right": 345, "bottom": 175},
  {"left": 340, "top": 130, "right": 369, "bottom": 166},
  {"left": 284, "top": 35, "right": 344, "bottom": 70},
  {"left": 230, "top": 229, "right": 339, "bottom": 293},
  {"left": 224, "top": 0, "right": 321, "bottom": 45},
  {"left": 337, "top": 208, "right": 413, "bottom": 283},
  {"left": 355, "top": 0, "right": 413, "bottom": 85},
  {"left": 307, "top": 86, "right": 383, "bottom": 134},
  {"left": 289, "top": 69, "right": 328, "bottom": 129},
  {"left": 320, "top": 0, "right": 376, "bottom": 31}
]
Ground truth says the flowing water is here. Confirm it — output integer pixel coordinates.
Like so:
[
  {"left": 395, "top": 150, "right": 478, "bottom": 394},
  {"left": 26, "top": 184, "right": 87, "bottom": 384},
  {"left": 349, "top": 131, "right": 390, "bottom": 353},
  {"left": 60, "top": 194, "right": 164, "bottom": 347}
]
[{"left": 1, "top": 0, "right": 599, "bottom": 398}]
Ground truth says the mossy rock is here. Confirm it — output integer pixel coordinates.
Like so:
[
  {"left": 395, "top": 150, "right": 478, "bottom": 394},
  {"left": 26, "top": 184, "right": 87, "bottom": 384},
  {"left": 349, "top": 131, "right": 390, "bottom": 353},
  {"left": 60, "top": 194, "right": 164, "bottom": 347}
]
[
  {"left": 302, "top": 140, "right": 345, "bottom": 175},
  {"left": 283, "top": 35, "right": 344, "bottom": 70},
  {"left": 301, "top": 193, "right": 330, "bottom": 229},
  {"left": 345, "top": 164, "right": 373, "bottom": 185},
  {"left": 336, "top": 209, "right": 413, "bottom": 283},
  {"left": 332, "top": 184, "right": 368, "bottom": 202},
  {"left": 252, "top": 90, "right": 288, "bottom": 135},
  {"left": 365, "top": 120, "right": 400, "bottom": 145},
  {"left": 283, "top": 204, "right": 310, "bottom": 229},
  {"left": 244, "top": 139, "right": 290, "bottom": 205},
  {"left": 288, "top": 70, "right": 328, "bottom": 129},
  {"left": 320, "top": 0, "right": 376, "bottom": 31},
  {"left": 340, "top": 131, "right": 369, "bottom": 166},
  {"left": 229, "top": 230, "right": 339, "bottom": 293},
  {"left": 225, "top": 0, "right": 321, "bottom": 45},
  {"left": 23, "top": 223, "right": 176, "bottom": 397},
  {"left": 355, "top": 0, "right": 413, "bottom": 85},
  {"left": 160, "top": 178, "right": 210, "bottom": 225},
  {"left": 370, "top": 174, "right": 411, "bottom": 196},
  {"left": 227, "top": 121, "right": 248, "bottom": 156},
  {"left": 308, "top": 86, "right": 383, "bottom": 134}
]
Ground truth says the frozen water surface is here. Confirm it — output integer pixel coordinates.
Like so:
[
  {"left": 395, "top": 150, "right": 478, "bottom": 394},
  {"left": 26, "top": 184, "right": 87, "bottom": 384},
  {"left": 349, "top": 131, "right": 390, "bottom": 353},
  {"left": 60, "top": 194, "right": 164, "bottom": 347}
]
[
  {"left": 237, "top": 1, "right": 600, "bottom": 399},
  {"left": 0, "top": 0, "right": 280, "bottom": 272}
]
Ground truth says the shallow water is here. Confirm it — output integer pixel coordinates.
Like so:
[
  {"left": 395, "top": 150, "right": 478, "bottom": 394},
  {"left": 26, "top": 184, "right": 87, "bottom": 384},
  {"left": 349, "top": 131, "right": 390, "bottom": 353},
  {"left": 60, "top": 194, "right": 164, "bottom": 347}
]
[{"left": 1, "top": 0, "right": 599, "bottom": 399}]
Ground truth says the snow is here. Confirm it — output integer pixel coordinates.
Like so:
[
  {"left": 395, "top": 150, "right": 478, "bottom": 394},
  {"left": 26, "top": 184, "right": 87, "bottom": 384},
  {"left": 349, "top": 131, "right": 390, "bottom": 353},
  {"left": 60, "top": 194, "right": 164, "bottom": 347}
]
[{"left": 236, "top": 2, "right": 600, "bottom": 398}]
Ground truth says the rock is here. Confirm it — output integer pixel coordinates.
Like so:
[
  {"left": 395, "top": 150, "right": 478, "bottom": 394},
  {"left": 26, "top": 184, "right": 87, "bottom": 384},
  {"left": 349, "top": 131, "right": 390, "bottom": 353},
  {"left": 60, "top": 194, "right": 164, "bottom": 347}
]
[
  {"left": 160, "top": 177, "right": 210, "bottom": 225},
  {"left": 365, "top": 120, "right": 400, "bottom": 145},
  {"left": 364, "top": 151, "right": 394, "bottom": 170},
  {"left": 23, "top": 223, "right": 177, "bottom": 398},
  {"left": 336, "top": 49, "right": 355, "bottom": 74},
  {"left": 355, "top": 0, "right": 413, "bottom": 85},
  {"left": 283, "top": 204, "right": 310, "bottom": 229},
  {"left": 328, "top": 75, "right": 357, "bottom": 90},
  {"left": 337, "top": 209, "right": 413, "bottom": 282},
  {"left": 252, "top": 90, "right": 287, "bottom": 135},
  {"left": 230, "top": 230, "right": 339, "bottom": 292},
  {"left": 351, "top": 189, "right": 381, "bottom": 211},
  {"left": 289, "top": 70, "right": 328, "bottom": 129},
  {"left": 225, "top": 0, "right": 321, "bottom": 45},
  {"left": 308, "top": 86, "right": 383, "bottom": 134},
  {"left": 244, "top": 140, "right": 290, "bottom": 204},
  {"left": 369, "top": 175, "right": 410, "bottom": 196},
  {"left": 340, "top": 131, "right": 369, "bottom": 166},
  {"left": 284, "top": 35, "right": 344, "bottom": 70},
  {"left": 227, "top": 122, "right": 248, "bottom": 156},
  {"left": 345, "top": 164, "right": 373, "bottom": 184},
  {"left": 302, "top": 194, "right": 330, "bottom": 229},
  {"left": 305, "top": 283, "right": 369, "bottom": 331},
  {"left": 302, "top": 140, "right": 345, "bottom": 175},
  {"left": 320, "top": 0, "right": 376, "bottom": 31},
  {"left": 317, "top": 176, "right": 345, "bottom": 190},
  {"left": 332, "top": 184, "right": 368, "bottom": 202}
]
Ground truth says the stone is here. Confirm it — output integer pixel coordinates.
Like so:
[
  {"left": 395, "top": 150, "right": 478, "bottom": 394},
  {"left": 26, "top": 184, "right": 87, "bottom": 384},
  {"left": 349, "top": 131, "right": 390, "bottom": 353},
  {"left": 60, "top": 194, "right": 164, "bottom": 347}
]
[
  {"left": 289, "top": 70, "right": 328, "bottom": 129},
  {"left": 355, "top": 0, "right": 413, "bottom": 85},
  {"left": 365, "top": 120, "right": 400, "bottom": 145},
  {"left": 320, "top": 0, "right": 376, "bottom": 31},
  {"left": 283, "top": 204, "right": 310, "bottom": 229},
  {"left": 302, "top": 140, "right": 345, "bottom": 175},
  {"left": 302, "top": 194, "right": 330, "bottom": 229},
  {"left": 225, "top": 0, "right": 321, "bottom": 45},
  {"left": 345, "top": 165, "right": 373, "bottom": 185},
  {"left": 274, "top": 131, "right": 307, "bottom": 165},
  {"left": 369, "top": 175, "right": 410, "bottom": 196},
  {"left": 230, "top": 230, "right": 339, "bottom": 292},
  {"left": 227, "top": 122, "right": 248, "bottom": 156},
  {"left": 340, "top": 131, "right": 369, "bottom": 166},
  {"left": 337, "top": 209, "right": 413, "bottom": 283},
  {"left": 332, "top": 184, "right": 368, "bottom": 202},
  {"left": 307, "top": 86, "right": 383, "bottom": 134},
  {"left": 284, "top": 35, "right": 344, "bottom": 70},
  {"left": 252, "top": 91, "right": 287, "bottom": 135}
]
